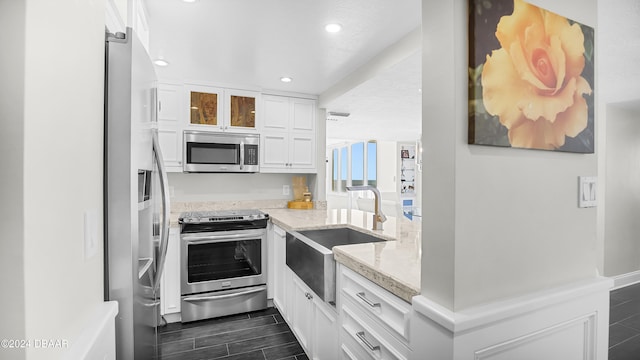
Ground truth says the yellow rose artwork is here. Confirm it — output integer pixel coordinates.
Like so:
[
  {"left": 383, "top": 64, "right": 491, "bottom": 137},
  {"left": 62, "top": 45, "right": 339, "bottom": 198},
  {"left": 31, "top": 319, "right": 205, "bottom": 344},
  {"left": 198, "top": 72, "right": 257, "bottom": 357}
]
[{"left": 468, "top": 0, "right": 594, "bottom": 153}]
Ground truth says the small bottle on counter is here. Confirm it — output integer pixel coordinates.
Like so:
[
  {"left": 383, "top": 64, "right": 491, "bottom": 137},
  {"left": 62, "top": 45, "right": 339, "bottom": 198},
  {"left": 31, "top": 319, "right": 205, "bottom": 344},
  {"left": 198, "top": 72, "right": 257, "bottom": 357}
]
[{"left": 303, "top": 186, "right": 312, "bottom": 202}]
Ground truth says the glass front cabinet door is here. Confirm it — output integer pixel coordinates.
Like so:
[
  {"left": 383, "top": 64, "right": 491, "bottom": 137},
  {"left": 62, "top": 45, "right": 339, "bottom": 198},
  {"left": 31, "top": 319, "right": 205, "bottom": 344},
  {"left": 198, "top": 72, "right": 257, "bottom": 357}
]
[{"left": 186, "top": 84, "right": 259, "bottom": 132}]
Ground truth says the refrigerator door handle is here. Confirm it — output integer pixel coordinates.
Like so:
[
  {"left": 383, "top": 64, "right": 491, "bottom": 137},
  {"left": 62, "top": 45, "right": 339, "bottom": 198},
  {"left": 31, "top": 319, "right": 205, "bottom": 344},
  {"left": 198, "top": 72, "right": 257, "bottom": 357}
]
[{"left": 152, "top": 128, "right": 170, "bottom": 292}]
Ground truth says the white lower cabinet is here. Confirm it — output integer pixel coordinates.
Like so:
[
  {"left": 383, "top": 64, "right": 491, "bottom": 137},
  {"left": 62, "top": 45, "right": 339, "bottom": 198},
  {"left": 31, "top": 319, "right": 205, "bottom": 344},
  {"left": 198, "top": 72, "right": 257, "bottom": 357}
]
[
  {"left": 271, "top": 224, "right": 287, "bottom": 317},
  {"left": 290, "top": 273, "right": 313, "bottom": 351},
  {"left": 337, "top": 264, "right": 412, "bottom": 360},
  {"left": 160, "top": 227, "right": 181, "bottom": 318},
  {"left": 287, "top": 268, "right": 339, "bottom": 360}
]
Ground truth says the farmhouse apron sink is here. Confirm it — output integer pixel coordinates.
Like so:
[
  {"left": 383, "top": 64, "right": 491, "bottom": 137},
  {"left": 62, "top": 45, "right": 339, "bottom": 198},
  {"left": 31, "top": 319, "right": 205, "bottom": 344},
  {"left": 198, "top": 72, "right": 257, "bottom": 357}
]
[{"left": 285, "top": 227, "right": 386, "bottom": 304}]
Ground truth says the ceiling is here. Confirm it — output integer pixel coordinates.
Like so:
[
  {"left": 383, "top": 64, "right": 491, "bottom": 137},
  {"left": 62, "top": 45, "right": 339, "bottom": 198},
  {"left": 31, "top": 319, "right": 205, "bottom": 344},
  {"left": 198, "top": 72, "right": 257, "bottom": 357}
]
[{"left": 145, "top": 0, "right": 422, "bottom": 142}]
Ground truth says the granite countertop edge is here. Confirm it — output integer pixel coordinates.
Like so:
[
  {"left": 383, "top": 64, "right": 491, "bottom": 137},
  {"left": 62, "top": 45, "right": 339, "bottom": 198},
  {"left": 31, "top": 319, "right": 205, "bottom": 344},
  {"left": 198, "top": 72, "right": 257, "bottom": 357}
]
[
  {"left": 267, "top": 208, "right": 420, "bottom": 304},
  {"left": 333, "top": 247, "right": 420, "bottom": 304}
]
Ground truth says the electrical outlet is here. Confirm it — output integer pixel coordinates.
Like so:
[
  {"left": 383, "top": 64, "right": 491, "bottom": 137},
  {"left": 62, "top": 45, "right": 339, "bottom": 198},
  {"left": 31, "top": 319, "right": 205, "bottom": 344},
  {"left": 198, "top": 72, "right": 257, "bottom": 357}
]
[{"left": 283, "top": 185, "right": 290, "bottom": 196}]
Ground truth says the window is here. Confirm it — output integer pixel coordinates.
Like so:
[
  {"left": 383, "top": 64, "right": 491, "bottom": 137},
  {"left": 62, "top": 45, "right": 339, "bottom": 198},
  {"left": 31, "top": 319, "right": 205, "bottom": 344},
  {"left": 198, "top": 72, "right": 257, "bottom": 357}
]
[
  {"left": 367, "top": 141, "right": 377, "bottom": 188},
  {"left": 328, "top": 141, "right": 377, "bottom": 192},
  {"left": 332, "top": 149, "right": 339, "bottom": 192},
  {"left": 340, "top": 147, "right": 348, "bottom": 191},
  {"left": 351, "top": 142, "right": 364, "bottom": 186}
]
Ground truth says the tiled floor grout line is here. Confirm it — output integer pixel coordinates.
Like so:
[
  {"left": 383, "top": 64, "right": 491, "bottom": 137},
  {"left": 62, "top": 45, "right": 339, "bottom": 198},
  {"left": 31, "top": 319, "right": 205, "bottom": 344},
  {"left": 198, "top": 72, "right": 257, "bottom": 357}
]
[
  {"left": 609, "top": 332, "right": 640, "bottom": 351},
  {"left": 160, "top": 329, "right": 295, "bottom": 358},
  {"left": 160, "top": 318, "right": 282, "bottom": 343},
  {"left": 219, "top": 329, "right": 294, "bottom": 350},
  {"left": 157, "top": 308, "right": 304, "bottom": 360},
  {"left": 263, "top": 340, "right": 306, "bottom": 360}
]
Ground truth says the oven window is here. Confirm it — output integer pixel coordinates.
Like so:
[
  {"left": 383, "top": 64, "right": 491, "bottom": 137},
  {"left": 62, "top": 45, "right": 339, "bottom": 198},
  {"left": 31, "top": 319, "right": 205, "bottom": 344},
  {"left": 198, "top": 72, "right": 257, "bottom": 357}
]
[
  {"left": 187, "top": 142, "right": 239, "bottom": 164},
  {"left": 187, "top": 239, "right": 262, "bottom": 283}
]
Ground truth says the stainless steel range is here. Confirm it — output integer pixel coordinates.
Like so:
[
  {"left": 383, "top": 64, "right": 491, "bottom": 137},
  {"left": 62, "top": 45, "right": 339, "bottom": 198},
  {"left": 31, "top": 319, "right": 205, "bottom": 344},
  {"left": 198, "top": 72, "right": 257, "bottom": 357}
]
[{"left": 178, "top": 209, "right": 269, "bottom": 322}]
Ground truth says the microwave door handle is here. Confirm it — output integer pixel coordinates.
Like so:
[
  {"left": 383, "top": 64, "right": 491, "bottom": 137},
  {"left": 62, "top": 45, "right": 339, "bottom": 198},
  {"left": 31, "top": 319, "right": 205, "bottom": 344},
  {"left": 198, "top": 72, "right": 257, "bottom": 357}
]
[
  {"left": 239, "top": 141, "right": 244, "bottom": 170},
  {"left": 151, "top": 129, "right": 171, "bottom": 293}
]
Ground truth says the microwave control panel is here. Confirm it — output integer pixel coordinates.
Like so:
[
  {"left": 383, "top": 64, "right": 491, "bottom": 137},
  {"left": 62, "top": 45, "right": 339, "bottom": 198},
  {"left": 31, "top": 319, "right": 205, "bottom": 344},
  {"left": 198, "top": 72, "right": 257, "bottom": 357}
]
[{"left": 244, "top": 145, "right": 258, "bottom": 165}]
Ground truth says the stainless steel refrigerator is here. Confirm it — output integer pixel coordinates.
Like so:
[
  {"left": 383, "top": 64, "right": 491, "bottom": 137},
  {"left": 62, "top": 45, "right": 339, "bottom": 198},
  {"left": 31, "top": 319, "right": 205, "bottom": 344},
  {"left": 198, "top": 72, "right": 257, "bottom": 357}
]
[{"left": 104, "top": 27, "right": 170, "bottom": 360}]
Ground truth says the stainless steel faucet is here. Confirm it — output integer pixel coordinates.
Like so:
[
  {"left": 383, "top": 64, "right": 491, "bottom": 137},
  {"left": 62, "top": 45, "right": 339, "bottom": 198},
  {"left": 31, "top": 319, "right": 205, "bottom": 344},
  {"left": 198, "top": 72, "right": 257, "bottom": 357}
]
[{"left": 346, "top": 185, "right": 388, "bottom": 230}]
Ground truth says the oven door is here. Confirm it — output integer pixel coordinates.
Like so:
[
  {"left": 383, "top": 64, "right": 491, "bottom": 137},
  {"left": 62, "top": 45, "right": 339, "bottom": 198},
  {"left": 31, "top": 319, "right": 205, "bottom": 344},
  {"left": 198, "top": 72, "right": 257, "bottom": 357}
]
[{"left": 180, "top": 228, "right": 267, "bottom": 295}]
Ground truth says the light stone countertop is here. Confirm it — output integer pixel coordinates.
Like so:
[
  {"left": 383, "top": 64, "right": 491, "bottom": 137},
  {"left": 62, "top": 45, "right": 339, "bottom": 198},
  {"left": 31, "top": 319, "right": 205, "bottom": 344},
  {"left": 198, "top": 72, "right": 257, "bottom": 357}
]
[{"left": 266, "top": 208, "right": 421, "bottom": 303}]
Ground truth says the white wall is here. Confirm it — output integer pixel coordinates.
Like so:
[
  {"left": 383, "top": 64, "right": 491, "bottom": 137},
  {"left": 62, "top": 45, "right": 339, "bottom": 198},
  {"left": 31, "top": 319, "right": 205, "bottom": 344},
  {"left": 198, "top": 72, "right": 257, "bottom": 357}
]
[
  {"left": 0, "top": 1, "right": 27, "bottom": 359},
  {"left": 377, "top": 141, "right": 398, "bottom": 193},
  {"left": 421, "top": 0, "right": 598, "bottom": 310},
  {"left": 604, "top": 104, "right": 640, "bottom": 277},
  {"left": 20, "top": 1, "right": 106, "bottom": 359},
  {"left": 597, "top": 0, "right": 640, "bottom": 279}
]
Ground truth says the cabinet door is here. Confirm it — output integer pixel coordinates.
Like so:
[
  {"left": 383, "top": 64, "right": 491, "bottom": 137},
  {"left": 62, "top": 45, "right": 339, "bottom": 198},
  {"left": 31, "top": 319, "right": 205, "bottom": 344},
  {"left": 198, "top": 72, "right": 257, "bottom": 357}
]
[
  {"left": 262, "top": 95, "right": 290, "bottom": 131},
  {"left": 289, "top": 132, "right": 316, "bottom": 171},
  {"left": 161, "top": 228, "right": 180, "bottom": 315},
  {"left": 225, "top": 89, "right": 259, "bottom": 132},
  {"left": 312, "top": 296, "right": 339, "bottom": 360},
  {"left": 290, "top": 272, "right": 313, "bottom": 354},
  {"left": 290, "top": 98, "right": 315, "bottom": 132},
  {"left": 272, "top": 225, "right": 286, "bottom": 313},
  {"left": 262, "top": 132, "right": 289, "bottom": 169},
  {"left": 157, "top": 83, "right": 183, "bottom": 171},
  {"left": 185, "top": 84, "right": 224, "bottom": 131}
]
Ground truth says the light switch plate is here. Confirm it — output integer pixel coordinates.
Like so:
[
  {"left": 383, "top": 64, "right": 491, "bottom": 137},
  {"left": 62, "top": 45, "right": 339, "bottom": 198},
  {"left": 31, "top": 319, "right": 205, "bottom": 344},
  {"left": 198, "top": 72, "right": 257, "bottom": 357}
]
[{"left": 578, "top": 176, "right": 597, "bottom": 208}]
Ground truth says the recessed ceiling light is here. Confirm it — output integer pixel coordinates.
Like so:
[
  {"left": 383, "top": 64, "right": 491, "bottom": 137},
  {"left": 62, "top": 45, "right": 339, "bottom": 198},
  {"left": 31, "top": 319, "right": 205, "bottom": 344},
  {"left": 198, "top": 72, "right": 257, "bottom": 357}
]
[
  {"left": 182, "top": 0, "right": 197, "bottom": 3},
  {"left": 325, "top": 23, "right": 342, "bottom": 33},
  {"left": 153, "top": 58, "right": 169, "bottom": 67},
  {"left": 280, "top": 77, "right": 293, "bottom": 83}
]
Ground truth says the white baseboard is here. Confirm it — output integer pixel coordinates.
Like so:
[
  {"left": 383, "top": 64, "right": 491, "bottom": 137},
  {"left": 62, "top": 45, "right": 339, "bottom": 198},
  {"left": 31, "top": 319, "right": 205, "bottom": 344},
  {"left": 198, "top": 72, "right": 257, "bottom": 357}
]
[
  {"left": 411, "top": 277, "right": 613, "bottom": 360},
  {"left": 611, "top": 270, "right": 640, "bottom": 290}
]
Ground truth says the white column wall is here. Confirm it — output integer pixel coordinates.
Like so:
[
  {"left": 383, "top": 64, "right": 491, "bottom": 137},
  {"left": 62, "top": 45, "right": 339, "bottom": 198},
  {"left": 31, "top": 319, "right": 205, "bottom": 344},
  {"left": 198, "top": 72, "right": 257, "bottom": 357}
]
[
  {"left": 22, "top": 0, "right": 107, "bottom": 359},
  {"left": 421, "top": 0, "right": 598, "bottom": 311}
]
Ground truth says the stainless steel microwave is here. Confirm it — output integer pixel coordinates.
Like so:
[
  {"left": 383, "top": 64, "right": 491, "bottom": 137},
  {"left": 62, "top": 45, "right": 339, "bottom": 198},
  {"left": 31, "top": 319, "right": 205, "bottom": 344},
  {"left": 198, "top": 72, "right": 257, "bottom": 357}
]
[{"left": 183, "top": 130, "right": 259, "bottom": 173}]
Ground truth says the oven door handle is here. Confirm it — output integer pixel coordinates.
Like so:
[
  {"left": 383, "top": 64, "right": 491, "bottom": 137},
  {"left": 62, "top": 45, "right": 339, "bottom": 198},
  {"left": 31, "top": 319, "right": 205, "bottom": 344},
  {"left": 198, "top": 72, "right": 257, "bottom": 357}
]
[
  {"left": 182, "top": 231, "right": 264, "bottom": 242},
  {"left": 183, "top": 287, "right": 265, "bottom": 302}
]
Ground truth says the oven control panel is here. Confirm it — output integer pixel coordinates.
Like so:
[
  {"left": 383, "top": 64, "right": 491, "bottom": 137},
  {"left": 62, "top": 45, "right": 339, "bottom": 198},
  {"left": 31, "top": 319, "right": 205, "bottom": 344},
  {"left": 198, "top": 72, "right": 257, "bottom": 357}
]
[{"left": 178, "top": 210, "right": 269, "bottom": 232}]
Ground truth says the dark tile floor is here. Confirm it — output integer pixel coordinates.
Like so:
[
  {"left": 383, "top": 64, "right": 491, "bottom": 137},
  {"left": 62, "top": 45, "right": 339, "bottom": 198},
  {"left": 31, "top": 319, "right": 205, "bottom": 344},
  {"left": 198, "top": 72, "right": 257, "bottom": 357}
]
[
  {"left": 610, "top": 282, "right": 640, "bottom": 359},
  {"left": 157, "top": 307, "right": 307, "bottom": 360}
]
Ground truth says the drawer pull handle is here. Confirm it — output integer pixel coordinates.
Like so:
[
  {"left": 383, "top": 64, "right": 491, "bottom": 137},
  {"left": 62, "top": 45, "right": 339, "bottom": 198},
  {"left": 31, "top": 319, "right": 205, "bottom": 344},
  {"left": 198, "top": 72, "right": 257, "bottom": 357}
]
[
  {"left": 357, "top": 292, "right": 380, "bottom": 308},
  {"left": 356, "top": 331, "right": 380, "bottom": 352}
]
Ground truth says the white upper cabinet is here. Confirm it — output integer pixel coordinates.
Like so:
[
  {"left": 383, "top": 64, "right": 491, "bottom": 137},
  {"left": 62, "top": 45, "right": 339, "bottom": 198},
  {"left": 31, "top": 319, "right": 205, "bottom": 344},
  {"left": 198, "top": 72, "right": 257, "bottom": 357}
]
[
  {"left": 261, "top": 95, "right": 316, "bottom": 173},
  {"left": 157, "top": 83, "right": 184, "bottom": 172},
  {"left": 185, "top": 84, "right": 260, "bottom": 133}
]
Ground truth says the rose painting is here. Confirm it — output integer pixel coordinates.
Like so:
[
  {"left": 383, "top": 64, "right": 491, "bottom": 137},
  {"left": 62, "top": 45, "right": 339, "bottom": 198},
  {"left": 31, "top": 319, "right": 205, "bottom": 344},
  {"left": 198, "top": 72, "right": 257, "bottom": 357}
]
[{"left": 468, "top": 0, "right": 595, "bottom": 153}]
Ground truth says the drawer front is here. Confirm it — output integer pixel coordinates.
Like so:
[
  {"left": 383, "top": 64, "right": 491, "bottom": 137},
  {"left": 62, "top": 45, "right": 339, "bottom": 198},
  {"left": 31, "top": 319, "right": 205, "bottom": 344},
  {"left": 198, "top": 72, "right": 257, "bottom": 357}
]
[
  {"left": 341, "top": 306, "right": 409, "bottom": 360},
  {"left": 340, "top": 266, "right": 411, "bottom": 343}
]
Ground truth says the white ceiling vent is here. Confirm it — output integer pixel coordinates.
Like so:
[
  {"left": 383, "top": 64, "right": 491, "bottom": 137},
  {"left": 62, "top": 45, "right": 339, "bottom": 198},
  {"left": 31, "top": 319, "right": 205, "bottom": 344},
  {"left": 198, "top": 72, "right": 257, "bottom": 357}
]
[{"left": 327, "top": 111, "right": 350, "bottom": 121}]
